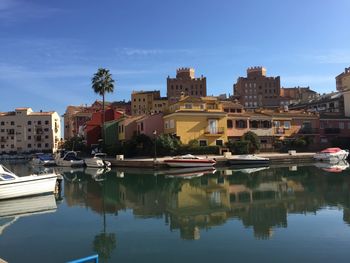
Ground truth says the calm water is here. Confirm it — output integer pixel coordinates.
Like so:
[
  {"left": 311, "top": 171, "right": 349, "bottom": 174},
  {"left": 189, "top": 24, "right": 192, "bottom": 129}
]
[{"left": 1, "top": 162, "right": 350, "bottom": 262}]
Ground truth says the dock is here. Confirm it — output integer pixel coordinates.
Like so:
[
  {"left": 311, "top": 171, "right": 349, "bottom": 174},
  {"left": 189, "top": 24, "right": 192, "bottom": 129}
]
[{"left": 106, "top": 152, "right": 315, "bottom": 168}]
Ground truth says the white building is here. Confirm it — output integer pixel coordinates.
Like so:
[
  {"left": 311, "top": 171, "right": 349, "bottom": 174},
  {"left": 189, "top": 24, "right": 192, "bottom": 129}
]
[{"left": 0, "top": 108, "right": 61, "bottom": 154}]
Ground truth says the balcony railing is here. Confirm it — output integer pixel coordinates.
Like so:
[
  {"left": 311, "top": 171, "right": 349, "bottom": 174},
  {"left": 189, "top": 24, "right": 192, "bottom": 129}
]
[
  {"left": 298, "top": 128, "right": 319, "bottom": 134},
  {"left": 204, "top": 127, "right": 225, "bottom": 135},
  {"left": 324, "top": 128, "right": 340, "bottom": 134}
]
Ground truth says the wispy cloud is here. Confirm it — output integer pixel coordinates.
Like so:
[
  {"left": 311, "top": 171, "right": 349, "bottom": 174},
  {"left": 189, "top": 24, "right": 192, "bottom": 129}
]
[
  {"left": 118, "top": 48, "right": 193, "bottom": 57},
  {"left": 308, "top": 49, "right": 350, "bottom": 64},
  {"left": 0, "top": 0, "right": 62, "bottom": 23}
]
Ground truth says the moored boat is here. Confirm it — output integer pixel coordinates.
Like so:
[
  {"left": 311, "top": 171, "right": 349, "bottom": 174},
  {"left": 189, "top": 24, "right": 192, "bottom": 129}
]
[
  {"left": 55, "top": 151, "right": 85, "bottom": 167},
  {"left": 163, "top": 154, "right": 216, "bottom": 168},
  {"left": 84, "top": 153, "right": 111, "bottom": 168},
  {"left": 0, "top": 164, "right": 58, "bottom": 200},
  {"left": 313, "top": 147, "right": 349, "bottom": 161},
  {"left": 227, "top": 154, "right": 269, "bottom": 165},
  {"left": 31, "top": 153, "right": 56, "bottom": 166}
]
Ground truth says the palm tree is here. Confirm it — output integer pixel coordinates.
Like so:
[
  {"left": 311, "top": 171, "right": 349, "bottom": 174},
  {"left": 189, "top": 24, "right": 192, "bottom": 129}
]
[{"left": 91, "top": 68, "right": 115, "bottom": 144}]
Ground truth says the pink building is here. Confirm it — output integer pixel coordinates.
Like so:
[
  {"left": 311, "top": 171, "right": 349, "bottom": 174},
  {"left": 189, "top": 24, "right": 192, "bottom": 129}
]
[{"left": 136, "top": 114, "right": 164, "bottom": 137}]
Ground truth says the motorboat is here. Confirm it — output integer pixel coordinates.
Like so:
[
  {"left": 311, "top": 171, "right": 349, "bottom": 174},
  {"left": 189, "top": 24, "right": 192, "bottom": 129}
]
[
  {"left": 163, "top": 154, "right": 216, "bottom": 168},
  {"left": 227, "top": 154, "right": 269, "bottom": 165},
  {"left": 0, "top": 164, "right": 58, "bottom": 200},
  {"left": 313, "top": 148, "right": 349, "bottom": 162},
  {"left": 55, "top": 151, "right": 85, "bottom": 167},
  {"left": 31, "top": 153, "right": 56, "bottom": 166},
  {"left": 162, "top": 167, "right": 216, "bottom": 179},
  {"left": 84, "top": 153, "right": 111, "bottom": 168},
  {"left": 314, "top": 160, "right": 349, "bottom": 173}
]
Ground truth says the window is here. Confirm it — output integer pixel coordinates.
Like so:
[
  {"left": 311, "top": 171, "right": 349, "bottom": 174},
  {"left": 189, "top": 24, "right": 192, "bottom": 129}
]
[
  {"left": 227, "top": 120, "right": 233, "bottom": 129},
  {"left": 45, "top": 143, "right": 49, "bottom": 148},
  {"left": 169, "top": 120, "right": 175, "bottom": 129},
  {"left": 45, "top": 120, "right": 49, "bottom": 125},
  {"left": 0, "top": 122, "right": 4, "bottom": 126},
  {"left": 27, "top": 144, "right": 32, "bottom": 148},
  {"left": 165, "top": 121, "right": 169, "bottom": 129},
  {"left": 45, "top": 135, "right": 49, "bottom": 139},
  {"left": 27, "top": 121, "right": 32, "bottom": 125},
  {"left": 284, "top": 121, "right": 291, "bottom": 130},
  {"left": 10, "top": 121, "right": 15, "bottom": 125},
  {"left": 208, "top": 119, "right": 218, "bottom": 134},
  {"left": 38, "top": 121, "right": 41, "bottom": 125},
  {"left": 199, "top": 140, "right": 207, "bottom": 146},
  {"left": 28, "top": 136, "right": 31, "bottom": 140},
  {"left": 38, "top": 143, "right": 41, "bottom": 148},
  {"left": 250, "top": 120, "right": 259, "bottom": 129},
  {"left": 140, "top": 122, "right": 144, "bottom": 131},
  {"left": 339, "top": 122, "right": 344, "bottom": 129},
  {"left": 216, "top": 140, "right": 223, "bottom": 146},
  {"left": 236, "top": 120, "right": 247, "bottom": 128},
  {"left": 0, "top": 129, "right": 4, "bottom": 133},
  {"left": 320, "top": 121, "right": 324, "bottom": 129},
  {"left": 185, "top": 103, "right": 192, "bottom": 109}
]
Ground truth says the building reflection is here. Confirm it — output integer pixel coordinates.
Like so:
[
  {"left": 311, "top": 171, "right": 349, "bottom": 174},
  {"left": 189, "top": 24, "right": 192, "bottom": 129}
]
[{"left": 63, "top": 165, "right": 350, "bottom": 240}]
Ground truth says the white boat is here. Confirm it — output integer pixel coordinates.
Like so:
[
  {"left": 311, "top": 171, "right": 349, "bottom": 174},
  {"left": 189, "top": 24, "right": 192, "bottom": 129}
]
[
  {"left": 84, "top": 153, "right": 111, "bottom": 168},
  {"left": 314, "top": 160, "right": 349, "bottom": 173},
  {"left": 31, "top": 153, "right": 56, "bottom": 166},
  {"left": 55, "top": 151, "right": 85, "bottom": 167},
  {"left": 227, "top": 154, "right": 269, "bottom": 165},
  {"left": 313, "top": 148, "right": 349, "bottom": 162},
  {"left": 163, "top": 154, "right": 216, "bottom": 168},
  {"left": 0, "top": 165, "right": 58, "bottom": 200}
]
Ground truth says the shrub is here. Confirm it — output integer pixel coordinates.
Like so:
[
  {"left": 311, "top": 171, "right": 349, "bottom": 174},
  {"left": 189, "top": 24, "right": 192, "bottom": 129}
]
[
  {"left": 155, "top": 134, "right": 181, "bottom": 156},
  {"left": 226, "top": 140, "right": 250, "bottom": 154},
  {"left": 242, "top": 131, "right": 260, "bottom": 153}
]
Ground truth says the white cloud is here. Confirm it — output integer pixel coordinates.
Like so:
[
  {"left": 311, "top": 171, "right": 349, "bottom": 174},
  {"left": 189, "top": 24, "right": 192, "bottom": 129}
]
[{"left": 309, "top": 49, "right": 350, "bottom": 64}]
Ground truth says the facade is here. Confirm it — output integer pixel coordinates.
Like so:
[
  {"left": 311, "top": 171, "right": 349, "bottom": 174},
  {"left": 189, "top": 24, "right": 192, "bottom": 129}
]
[
  {"left": 289, "top": 91, "right": 344, "bottom": 114},
  {"left": 136, "top": 114, "right": 164, "bottom": 137},
  {"left": 63, "top": 101, "right": 104, "bottom": 140},
  {"left": 117, "top": 116, "right": 144, "bottom": 142},
  {"left": 163, "top": 96, "right": 227, "bottom": 146},
  {"left": 167, "top": 68, "right": 207, "bottom": 103},
  {"left": 280, "top": 86, "right": 318, "bottom": 103},
  {"left": 131, "top": 90, "right": 168, "bottom": 115},
  {"left": 233, "top": 67, "right": 281, "bottom": 109},
  {"left": 336, "top": 67, "right": 350, "bottom": 91},
  {"left": 319, "top": 113, "right": 350, "bottom": 146},
  {"left": 0, "top": 108, "right": 61, "bottom": 154},
  {"left": 84, "top": 108, "right": 123, "bottom": 147}
]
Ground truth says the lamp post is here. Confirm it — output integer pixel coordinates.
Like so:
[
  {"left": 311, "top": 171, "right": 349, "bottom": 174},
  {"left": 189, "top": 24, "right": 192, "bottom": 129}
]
[{"left": 153, "top": 130, "right": 157, "bottom": 164}]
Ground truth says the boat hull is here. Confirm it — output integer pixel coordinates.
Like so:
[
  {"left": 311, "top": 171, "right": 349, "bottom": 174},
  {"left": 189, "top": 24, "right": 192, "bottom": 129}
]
[
  {"left": 164, "top": 160, "right": 216, "bottom": 168},
  {"left": 84, "top": 158, "right": 111, "bottom": 168},
  {"left": 313, "top": 153, "right": 348, "bottom": 161},
  {"left": 228, "top": 159, "right": 269, "bottom": 165},
  {"left": 0, "top": 174, "right": 57, "bottom": 200}
]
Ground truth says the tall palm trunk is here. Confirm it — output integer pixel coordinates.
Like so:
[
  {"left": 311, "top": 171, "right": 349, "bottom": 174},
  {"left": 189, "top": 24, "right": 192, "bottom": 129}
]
[{"left": 102, "top": 91, "right": 105, "bottom": 142}]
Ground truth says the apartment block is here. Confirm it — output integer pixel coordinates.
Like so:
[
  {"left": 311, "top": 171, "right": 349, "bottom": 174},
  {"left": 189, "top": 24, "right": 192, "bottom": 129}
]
[
  {"left": 131, "top": 90, "right": 168, "bottom": 115},
  {"left": 336, "top": 67, "right": 350, "bottom": 91},
  {"left": 164, "top": 96, "right": 227, "bottom": 146},
  {"left": 233, "top": 67, "right": 281, "bottom": 109},
  {"left": 280, "top": 86, "right": 318, "bottom": 103},
  {"left": 0, "top": 108, "right": 61, "bottom": 154},
  {"left": 167, "top": 68, "right": 207, "bottom": 103}
]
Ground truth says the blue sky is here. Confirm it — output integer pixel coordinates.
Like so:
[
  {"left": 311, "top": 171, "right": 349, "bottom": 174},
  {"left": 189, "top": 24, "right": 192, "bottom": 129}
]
[{"left": 1, "top": 0, "right": 350, "bottom": 116}]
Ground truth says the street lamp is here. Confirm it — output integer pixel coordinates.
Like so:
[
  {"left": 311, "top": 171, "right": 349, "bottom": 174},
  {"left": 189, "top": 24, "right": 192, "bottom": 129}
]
[{"left": 153, "top": 130, "right": 157, "bottom": 163}]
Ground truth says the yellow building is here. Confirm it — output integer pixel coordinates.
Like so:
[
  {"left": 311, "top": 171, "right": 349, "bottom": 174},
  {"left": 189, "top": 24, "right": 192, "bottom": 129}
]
[
  {"left": 163, "top": 96, "right": 227, "bottom": 146},
  {"left": 131, "top": 90, "right": 168, "bottom": 115}
]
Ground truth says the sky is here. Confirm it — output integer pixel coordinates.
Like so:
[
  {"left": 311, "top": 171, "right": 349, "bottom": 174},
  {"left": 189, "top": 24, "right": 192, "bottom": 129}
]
[{"left": 0, "top": 0, "right": 350, "bottom": 116}]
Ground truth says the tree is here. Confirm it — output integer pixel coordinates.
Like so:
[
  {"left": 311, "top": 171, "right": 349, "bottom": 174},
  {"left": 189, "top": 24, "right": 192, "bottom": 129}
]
[
  {"left": 242, "top": 131, "right": 261, "bottom": 153},
  {"left": 91, "top": 68, "right": 115, "bottom": 145}
]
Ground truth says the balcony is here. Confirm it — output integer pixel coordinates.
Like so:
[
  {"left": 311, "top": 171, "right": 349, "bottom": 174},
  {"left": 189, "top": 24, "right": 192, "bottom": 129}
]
[
  {"left": 204, "top": 127, "right": 225, "bottom": 136},
  {"left": 298, "top": 128, "right": 319, "bottom": 134},
  {"left": 274, "top": 128, "right": 285, "bottom": 135},
  {"left": 324, "top": 128, "right": 340, "bottom": 134}
]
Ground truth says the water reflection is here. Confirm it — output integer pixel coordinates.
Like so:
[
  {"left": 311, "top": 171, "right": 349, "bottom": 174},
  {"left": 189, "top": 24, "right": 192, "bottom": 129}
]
[
  {"left": 60, "top": 162, "right": 350, "bottom": 241},
  {"left": 0, "top": 194, "right": 57, "bottom": 235}
]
